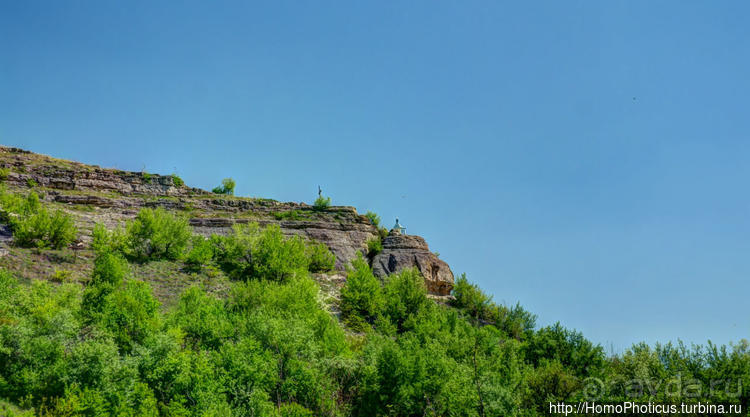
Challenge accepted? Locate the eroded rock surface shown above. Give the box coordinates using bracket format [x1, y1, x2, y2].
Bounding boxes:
[0, 145, 453, 292]
[372, 234, 454, 296]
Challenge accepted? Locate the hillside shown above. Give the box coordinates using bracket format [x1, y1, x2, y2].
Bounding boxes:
[0, 146, 747, 417]
[0, 145, 453, 305]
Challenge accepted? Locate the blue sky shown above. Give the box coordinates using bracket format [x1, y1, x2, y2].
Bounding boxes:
[2, 1, 748, 351]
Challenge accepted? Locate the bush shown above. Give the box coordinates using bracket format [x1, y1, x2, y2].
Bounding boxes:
[0, 168, 9, 182]
[340, 253, 383, 331]
[364, 211, 380, 227]
[213, 223, 309, 282]
[125, 208, 191, 261]
[91, 223, 126, 256]
[313, 195, 331, 210]
[451, 273, 493, 320]
[185, 235, 214, 271]
[100, 280, 160, 353]
[91, 252, 130, 287]
[366, 237, 382, 257]
[451, 274, 537, 339]
[382, 268, 429, 332]
[4, 190, 77, 250]
[170, 174, 184, 187]
[51, 269, 72, 283]
[212, 178, 236, 195]
[306, 242, 336, 272]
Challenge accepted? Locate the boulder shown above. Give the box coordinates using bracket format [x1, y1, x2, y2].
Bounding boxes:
[371, 234, 454, 296]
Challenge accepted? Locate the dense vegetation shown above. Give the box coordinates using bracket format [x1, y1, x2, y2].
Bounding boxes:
[0, 187, 77, 249]
[0, 201, 748, 416]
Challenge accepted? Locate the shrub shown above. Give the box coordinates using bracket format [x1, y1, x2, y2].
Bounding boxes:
[101, 280, 160, 352]
[25, 178, 37, 188]
[141, 172, 153, 183]
[213, 223, 309, 282]
[306, 242, 336, 272]
[340, 253, 383, 331]
[451, 274, 536, 339]
[125, 208, 191, 261]
[12, 207, 77, 250]
[364, 211, 381, 227]
[170, 174, 184, 187]
[0, 168, 9, 182]
[51, 269, 72, 283]
[212, 178, 236, 195]
[366, 237, 382, 257]
[91, 252, 130, 287]
[382, 268, 429, 332]
[451, 273, 493, 320]
[252, 224, 308, 281]
[313, 195, 331, 211]
[91, 223, 126, 256]
[185, 235, 214, 271]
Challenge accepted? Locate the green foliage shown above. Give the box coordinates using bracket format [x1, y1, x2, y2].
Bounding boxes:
[125, 207, 191, 261]
[364, 211, 380, 227]
[0, 209, 747, 416]
[91, 223, 126, 256]
[142, 172, 153, 183]
[306, 242, 336, 272]
[366, 237, 382, 257]
[51, 269, 72, 283]
[13, 208, 77, 249]
[212, 177, 236, 195]
[523, 322, 604, 378]
[170, 174, 184, 187]
[313, 195, 331, 210]
[184, 235, 214, 271]
[100, 280, 160, 353]
[0, 189, 77, 249]
[452, 274, 536, 340]
[382, 268, 430, 333]
[25, 178, 37, 188]
[340, 253, 383, 331]
[0, 167, 9, 182]
[273, 209, 312, 221]
[212, 223, 327, 282]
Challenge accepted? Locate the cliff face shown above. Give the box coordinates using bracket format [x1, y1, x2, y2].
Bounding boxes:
[0, 146, 454, 295]
[372, 234, 454, 296]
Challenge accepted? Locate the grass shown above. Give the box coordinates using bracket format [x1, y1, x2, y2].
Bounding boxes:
[131, 259, 231, 309]
[0, 246, 94, 285]
[272, 210, 315, 221]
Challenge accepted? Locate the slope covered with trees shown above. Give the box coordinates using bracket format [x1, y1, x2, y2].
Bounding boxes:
[0, 151, 748, 416]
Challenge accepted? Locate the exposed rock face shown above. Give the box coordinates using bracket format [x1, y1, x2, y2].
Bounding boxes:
[0, 145, 454, 293]
[372, 234, 454, 296]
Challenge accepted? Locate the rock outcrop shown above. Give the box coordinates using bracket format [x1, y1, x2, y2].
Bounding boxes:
[0, 145, 454, 294]
[372, 233, 454, 296]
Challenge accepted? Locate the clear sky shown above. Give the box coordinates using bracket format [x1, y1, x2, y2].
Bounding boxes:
[2, 1, 748, 352]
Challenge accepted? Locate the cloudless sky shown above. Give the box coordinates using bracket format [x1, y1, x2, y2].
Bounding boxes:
[2, 1, 749, 351]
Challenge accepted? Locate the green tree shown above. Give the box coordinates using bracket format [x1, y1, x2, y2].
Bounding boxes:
[125, 207, 191, 261]
[340, 253, 383, 331]
[382, 268, 429, 333]
[212, 178, 236, 195]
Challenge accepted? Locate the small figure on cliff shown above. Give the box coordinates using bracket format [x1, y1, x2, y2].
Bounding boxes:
[391, 218, 406, 235]
[318, 185, 322, 197]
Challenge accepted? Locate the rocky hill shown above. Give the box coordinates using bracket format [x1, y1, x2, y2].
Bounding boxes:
[0, 145, 453, 301]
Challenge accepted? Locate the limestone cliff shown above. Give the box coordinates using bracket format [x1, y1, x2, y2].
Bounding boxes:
[372, 233, 454, 296]
[0, 146, 454, 295]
